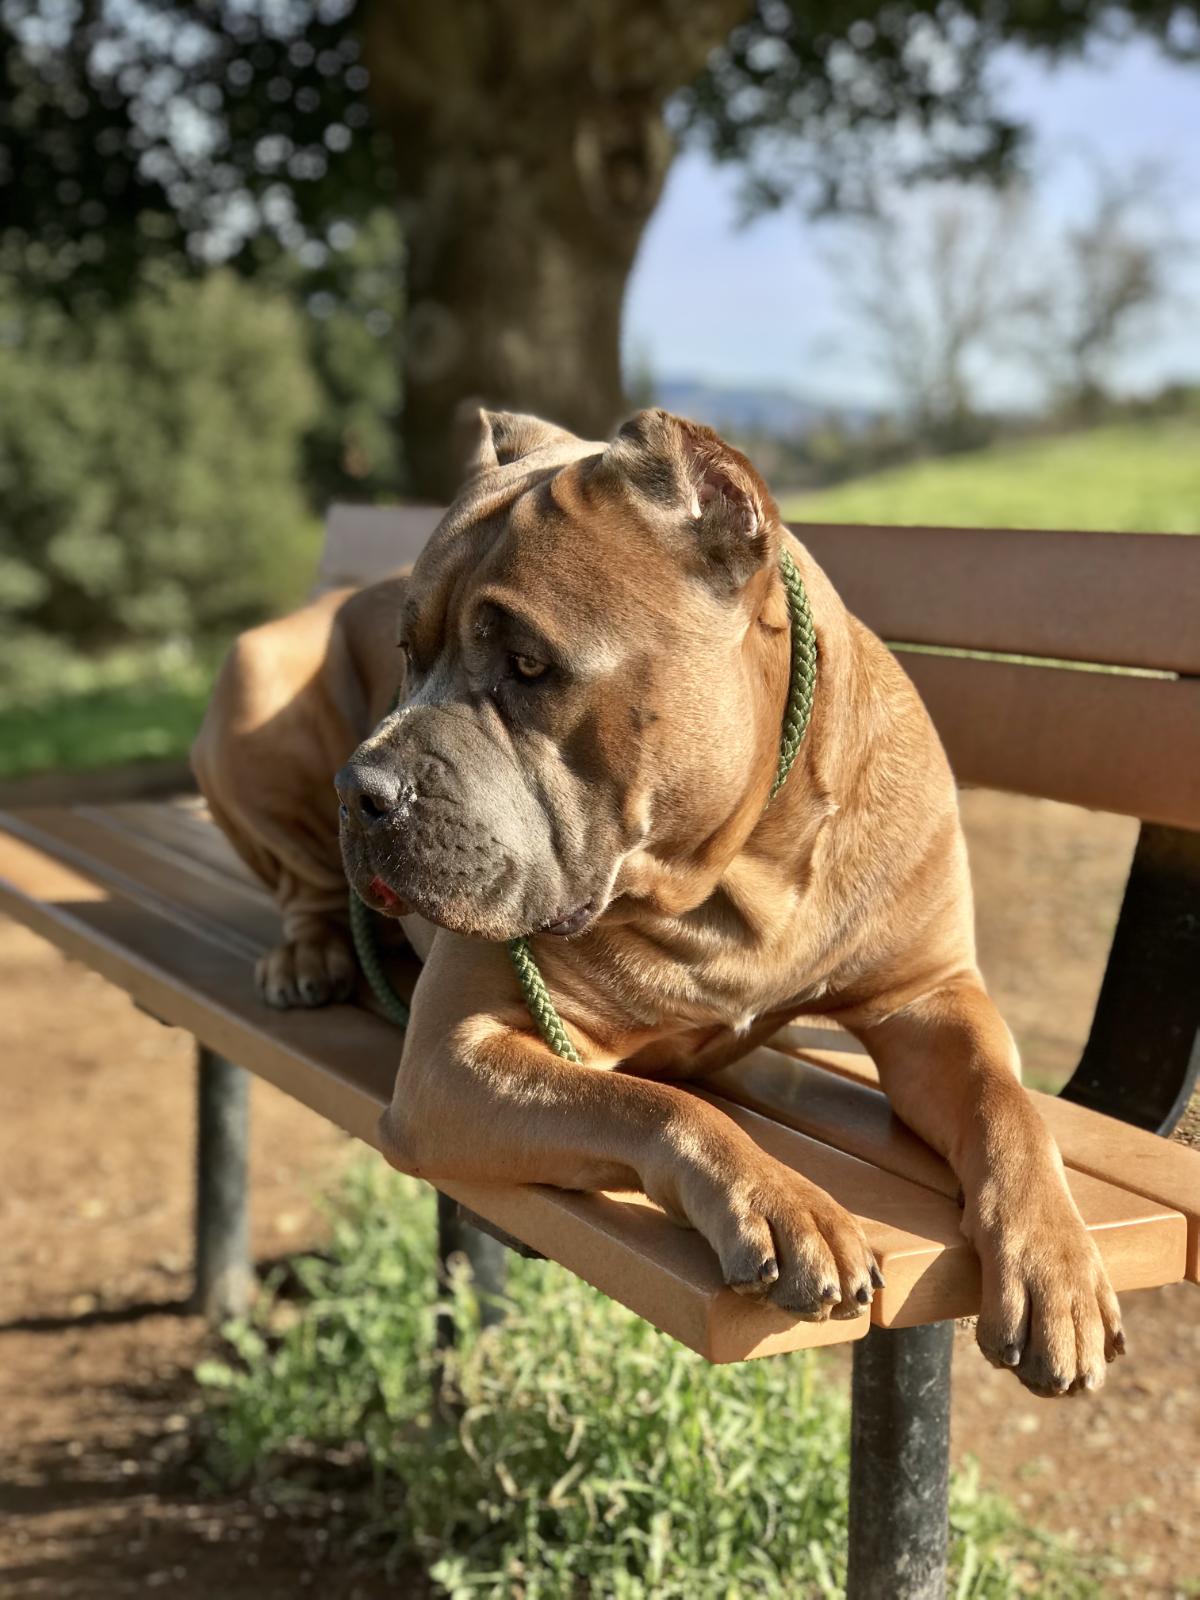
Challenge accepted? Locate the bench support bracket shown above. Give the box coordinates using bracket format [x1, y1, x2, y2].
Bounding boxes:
[194, 1047, 252, 1323]
[1061, 822, 1200, 1134]
[847, 1320, 953, 1600]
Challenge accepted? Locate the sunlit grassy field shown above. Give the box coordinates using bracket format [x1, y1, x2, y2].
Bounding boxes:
[781, 420, 1200, 533]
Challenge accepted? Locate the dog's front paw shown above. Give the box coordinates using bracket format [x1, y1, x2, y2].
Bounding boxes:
[693, 1158, 883, 1323]
[973, 1201, 1124, 1397]
[255, 924, 356, 1009]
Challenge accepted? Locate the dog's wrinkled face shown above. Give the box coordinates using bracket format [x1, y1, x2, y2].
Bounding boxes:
[336, 407, 791, 941]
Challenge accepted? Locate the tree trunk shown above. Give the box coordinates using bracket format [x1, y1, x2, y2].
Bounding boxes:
[361, 1, 751, 501]
[394, 128, 658, 499]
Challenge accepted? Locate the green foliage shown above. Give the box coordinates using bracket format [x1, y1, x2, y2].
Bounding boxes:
[781, 421, 1200, 533]
[6, 0, 1196, 307]
[0, 640, 218, 778]
[198, 1162, 1107, 1598]
[0, 0, 393, 308]
[0, 271, 321, 653]
[681, 0, 1200, 217]
[278, 208, 405, 506]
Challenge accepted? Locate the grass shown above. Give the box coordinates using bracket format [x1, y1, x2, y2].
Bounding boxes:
[781, 419, 1200, 533]
[196, 1162, 1112, 1599]
[0, 640, 220, 780]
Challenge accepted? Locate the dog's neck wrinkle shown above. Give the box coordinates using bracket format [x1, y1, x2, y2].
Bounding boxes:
[627, 551, 852, 942]
[605, 561, 827, 932]
[666, 558, 796, 887]
[606, 719, 825, 945]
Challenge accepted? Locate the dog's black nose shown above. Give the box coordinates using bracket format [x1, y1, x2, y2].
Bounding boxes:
[335, 762, 403, 824]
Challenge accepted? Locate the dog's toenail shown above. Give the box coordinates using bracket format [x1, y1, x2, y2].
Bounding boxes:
[869, 1264, 886, 1289]
[759, 1257, 778, 1282]
[821, 1283, 839, 1302]
[1051, 1374, 1069, 1392]
[856, 1285, 871, 1304]
[1002, 1344, 1021, 1367]
[1114, 1330, 1126, 1355]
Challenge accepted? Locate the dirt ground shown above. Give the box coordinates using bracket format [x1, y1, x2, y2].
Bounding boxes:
[1, 789, 1197, 1597]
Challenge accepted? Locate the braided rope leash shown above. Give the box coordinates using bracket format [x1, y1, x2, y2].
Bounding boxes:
[771, 547, 818, 802]
[351, 548, 818, 1058]
[349, 880, 412, 1029]
[507, 935, 584, 1063]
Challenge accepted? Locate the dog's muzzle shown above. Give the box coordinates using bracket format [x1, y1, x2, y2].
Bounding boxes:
[335, 753, 513, 925]
[336, 760, 413, 830]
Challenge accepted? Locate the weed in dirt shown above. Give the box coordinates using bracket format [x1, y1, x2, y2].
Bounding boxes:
[196, 1162, 1113, 1599]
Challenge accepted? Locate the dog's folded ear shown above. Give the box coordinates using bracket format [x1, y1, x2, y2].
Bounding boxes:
[457, 404, 584, 477]
[604, 409, 778, 591]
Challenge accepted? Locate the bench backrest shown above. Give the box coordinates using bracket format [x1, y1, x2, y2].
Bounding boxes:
[321, 505, 1200, 831]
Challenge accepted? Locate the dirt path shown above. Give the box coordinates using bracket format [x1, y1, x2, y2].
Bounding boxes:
[1, 792, 1196, 1596]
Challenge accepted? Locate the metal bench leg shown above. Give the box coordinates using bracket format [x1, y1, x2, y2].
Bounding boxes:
[194, 1046, 252, 1323]
[434, 1192, 509, 1350]
[432, 1194, 510, 1416]
[847, 1321, 954, 1600]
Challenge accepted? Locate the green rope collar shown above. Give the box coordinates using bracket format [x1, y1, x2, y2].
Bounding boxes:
[350, 547, 817, 1057]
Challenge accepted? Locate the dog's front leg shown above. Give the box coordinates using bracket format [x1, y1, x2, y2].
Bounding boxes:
[193, 582, 408, 1009]
[379, 934, 882, 1322]
[849, 977, 1123, 1395]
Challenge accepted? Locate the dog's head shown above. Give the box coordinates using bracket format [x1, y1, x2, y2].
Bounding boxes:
[336, 407, 793, 940]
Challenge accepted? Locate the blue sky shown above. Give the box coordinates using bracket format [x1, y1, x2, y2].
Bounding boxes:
[622, 38, 1200, 406]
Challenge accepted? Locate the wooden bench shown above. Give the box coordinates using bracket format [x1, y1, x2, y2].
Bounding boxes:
[2, 505, 1197, 1600]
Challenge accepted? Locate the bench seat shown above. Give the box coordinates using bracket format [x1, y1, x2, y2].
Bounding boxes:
[2, 796, 1195, 1362]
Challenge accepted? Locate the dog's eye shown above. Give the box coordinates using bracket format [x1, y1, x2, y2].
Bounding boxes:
[509, 653, 548, 682]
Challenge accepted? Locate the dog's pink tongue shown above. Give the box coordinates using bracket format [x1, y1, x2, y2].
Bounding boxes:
[369, 875, 404, 911]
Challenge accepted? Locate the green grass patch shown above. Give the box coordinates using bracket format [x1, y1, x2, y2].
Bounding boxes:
[782, 420, 1200, 533]
[0, 640, 221, 779]
[197, 1163, 1112, 1598]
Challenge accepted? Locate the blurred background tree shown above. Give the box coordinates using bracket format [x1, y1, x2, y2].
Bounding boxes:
[3, 0, 1196, 498]
[824, 189, 1037, 451]
[819, 172, 1182, 449]
[1021, 164, 1184, 420]
[0, 271, 317, 669]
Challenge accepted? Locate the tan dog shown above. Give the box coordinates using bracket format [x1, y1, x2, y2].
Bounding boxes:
[193, 408, 1123, 1395]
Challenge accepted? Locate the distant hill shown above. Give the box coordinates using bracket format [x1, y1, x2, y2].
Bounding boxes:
[652, 377, 876, 439]
[779, 420, 1199, 533]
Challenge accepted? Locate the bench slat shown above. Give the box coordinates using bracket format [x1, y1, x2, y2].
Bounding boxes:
[707, 1051, 1188, 1306]
[2, 802, 423, 1021]
[316, 504, 443, 595]
[2, 810, 1190, 1349]
[2, 806, 278, 962]
[109, 796, 266, 889]
[311, 507, 1200, 677]
[900, 653, 1200, 829]
[300, 506, 1200, 826]
[770, 1033, 1200, 1282]
[792, 523, 1200, 676]
[0, 830, 987, 1335]
[0, 826, 868, 1361]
